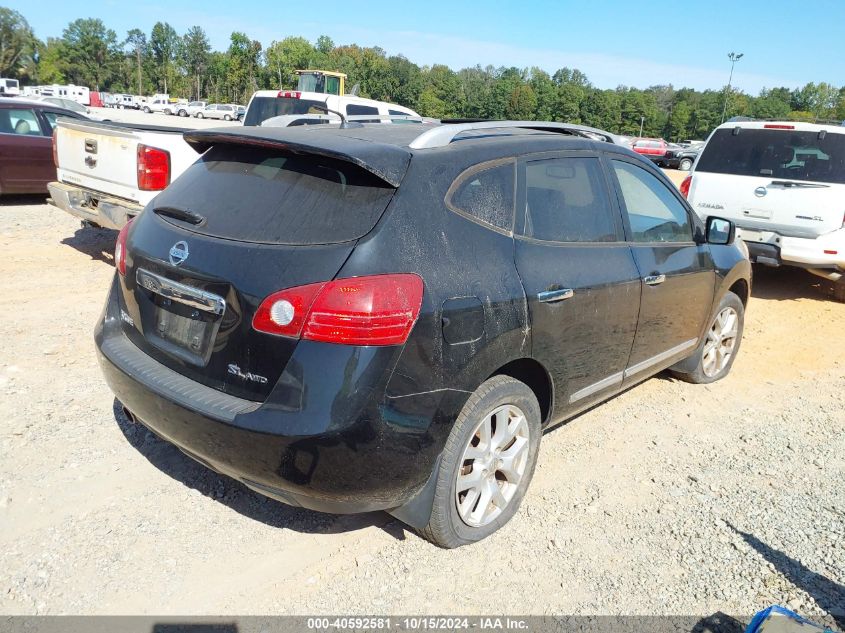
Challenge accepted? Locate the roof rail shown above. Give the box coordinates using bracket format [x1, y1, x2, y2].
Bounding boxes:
[261, 113, 434, 128]
[408, 120, 621, 149]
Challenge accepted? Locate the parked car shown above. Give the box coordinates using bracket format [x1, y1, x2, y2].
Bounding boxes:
[235, 105, 246, 122]
[631, 138, 680, 168]
[0, 97, 91, 195]
[106, 94, 138, 109]
[243, 89, 419, 126]
[177, 101, 206, 117]
[96, 120, 751, 548]
[677, 145, 702, 171]
[144, 96, 175, 115]
[196, 103, 239, 120]
[684, 119, 845, 301]
[29, 95, 89, 115]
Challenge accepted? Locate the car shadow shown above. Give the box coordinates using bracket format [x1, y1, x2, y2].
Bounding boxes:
[751, 265, 840, 303]
[0, 193, 50, 207]
[60, 224, 117, 266]
[112, 400, 406, 540]
[726, 522, 844, 629]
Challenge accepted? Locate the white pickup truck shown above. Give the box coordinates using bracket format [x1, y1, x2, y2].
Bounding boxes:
[48, 120, 199, 230]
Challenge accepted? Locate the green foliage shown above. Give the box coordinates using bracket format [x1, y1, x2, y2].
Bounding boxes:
[7, 8, 844, 138]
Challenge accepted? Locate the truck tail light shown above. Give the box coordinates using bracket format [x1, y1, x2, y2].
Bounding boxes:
[137, 144, 170, 191]
[680, 175, 692, 198]
[253, 274, 424, 346]
[764, 124, 795, 130]
[277, 91, 301, 99]
[115, 218, 134, 276]
[52, 128, 59, 168]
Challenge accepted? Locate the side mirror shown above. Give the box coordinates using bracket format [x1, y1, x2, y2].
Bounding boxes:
[706, 216, 735, 245]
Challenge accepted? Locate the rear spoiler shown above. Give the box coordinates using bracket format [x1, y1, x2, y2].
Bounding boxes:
[183, 128, 411, 187]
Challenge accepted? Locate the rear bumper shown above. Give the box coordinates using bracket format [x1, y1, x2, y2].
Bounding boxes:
[48, 181, 142, 230]
[738, 226, 845, 270]
[95, 277, 459, 514]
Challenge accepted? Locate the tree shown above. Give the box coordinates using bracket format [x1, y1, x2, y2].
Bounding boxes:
[181, 26, 210, 99]
[62, 18, 119, 90]
[227, 31, 262, 102]
[150, 22, 178, 93]
[0, 7, 35, 77]
[316, 35, 334, 54]
[265, 36, 314, 89]
[125, 29, 146, 96]
[506, 83, 536, 120]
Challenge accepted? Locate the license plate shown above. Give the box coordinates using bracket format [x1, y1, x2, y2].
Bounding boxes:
[742, 207, 773, 220]
[152, 301, 218, 363]
[738, 228, 765, 242]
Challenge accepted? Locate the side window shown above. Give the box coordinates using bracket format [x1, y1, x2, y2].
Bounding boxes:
[611, 160, 693, 243]
[446, 160, 515, 232]
[42, 111, 80, 131]
[1, 109, 43, 136]
[523, 157, 617, 243]
[346, 104, 379, 116]
[388, 108, 415, 124]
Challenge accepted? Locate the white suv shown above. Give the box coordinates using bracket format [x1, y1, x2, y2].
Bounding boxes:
[684, 120, 845, 300]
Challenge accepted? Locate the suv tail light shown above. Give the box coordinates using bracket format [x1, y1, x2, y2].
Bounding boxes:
[253, 274, 424, 346]
[115, 218, 133, 276]
[137, 144, 170, 191]
[680, 175, 692, 198]
[52, 128, 58, 168]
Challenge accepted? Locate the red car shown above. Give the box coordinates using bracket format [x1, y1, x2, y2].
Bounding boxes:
[0, 97, 90, 195]
[631, 137, 681, 168]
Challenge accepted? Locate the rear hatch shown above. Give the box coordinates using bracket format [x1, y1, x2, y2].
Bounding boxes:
[55, 119, 184, 203]
[689, 125, 845, 238]
[119, 139, 405, 401]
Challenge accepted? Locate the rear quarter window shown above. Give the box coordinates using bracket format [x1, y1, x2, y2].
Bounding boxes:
[243, 97, 327, 126]
[152, 145, 396, 245]
[446, 160, 516, 233]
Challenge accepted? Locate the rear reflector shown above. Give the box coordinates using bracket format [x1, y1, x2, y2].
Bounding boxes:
[764, 124, 795, 130]
[115, 218, 134, 276]
[824, 250, 838, 255]
[680, 175, 692, 198]
[253, 274, 424, 346]
[137, 144, 170, 191]
[277, 90, 302, 99]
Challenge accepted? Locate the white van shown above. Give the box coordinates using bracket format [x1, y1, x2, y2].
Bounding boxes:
[684, 120, 845, 300]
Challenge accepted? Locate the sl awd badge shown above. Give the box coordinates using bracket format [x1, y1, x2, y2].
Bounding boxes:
[169, 241, 189, 266]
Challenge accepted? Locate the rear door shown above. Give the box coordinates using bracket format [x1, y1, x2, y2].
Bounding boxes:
[513, 152, 640, 417]
[119, 142, 402, 401]
[0, 106, 52, 192]
[607, 157, 714, 381]
[689, 126, 845, 238]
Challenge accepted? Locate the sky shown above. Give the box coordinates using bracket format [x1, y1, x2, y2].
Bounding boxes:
[8, 0, 845, 93]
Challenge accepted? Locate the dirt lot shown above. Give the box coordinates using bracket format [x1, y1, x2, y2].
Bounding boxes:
[0, 196, 843, 621]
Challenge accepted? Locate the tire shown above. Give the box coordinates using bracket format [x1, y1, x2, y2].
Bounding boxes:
[143, 106, 151, 113]
[178, 109, 186, 117]
[223, 114, 231, 121]
[831, 280, 845, 303]
[679, 158, 693, 171]
[196, 112, 203, 119]
[416, 375, 542, 549]
[671, 291, 744, 384]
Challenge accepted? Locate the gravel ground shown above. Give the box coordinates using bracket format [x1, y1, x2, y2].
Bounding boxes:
[0, 196, 842, 623]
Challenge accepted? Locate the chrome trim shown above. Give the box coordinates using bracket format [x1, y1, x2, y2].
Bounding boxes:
[624, 338, 697, 379]
[136, 268, 226, 316]
[644, 274, 666, 286]
[568, 371, 623, 404]
[538, 288, 574, 303]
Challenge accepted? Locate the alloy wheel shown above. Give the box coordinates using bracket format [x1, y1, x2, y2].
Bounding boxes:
[455, 404, 530, 527]
[702, 307, 739, 377]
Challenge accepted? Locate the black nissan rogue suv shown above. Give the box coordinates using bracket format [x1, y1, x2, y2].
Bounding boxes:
[96, 120, 751, 548]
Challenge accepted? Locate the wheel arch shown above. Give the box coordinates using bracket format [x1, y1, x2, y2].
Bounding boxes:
[487, 357, 553, 426]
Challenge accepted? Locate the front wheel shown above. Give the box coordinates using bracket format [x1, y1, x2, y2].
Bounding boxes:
[671, 291, 744, 384]
[143, 106, 151, 113]
[223, 114, 231, 121]
[417, 375, 542, 548]
[196, 112, 204, 119]
[679, 158, 693, 171]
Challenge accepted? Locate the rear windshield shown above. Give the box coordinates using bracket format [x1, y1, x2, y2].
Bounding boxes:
[697, 128, 845, 184]
[243, 96, 327, 126]
[152, 145, 395, 245]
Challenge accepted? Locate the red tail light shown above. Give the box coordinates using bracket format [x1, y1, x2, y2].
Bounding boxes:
[137, 144, 170, 191]
[253, 274, 424, 346]
[52, 128, 58, 168]
[680, 175, 692, 198]
[764, 124, 794, 130]
[115, 218, 133, 276]
[277, 91, 302, 99]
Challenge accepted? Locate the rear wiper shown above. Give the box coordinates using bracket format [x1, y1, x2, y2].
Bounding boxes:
[154, 205, 205, 225]
[770, 180, 830, 189]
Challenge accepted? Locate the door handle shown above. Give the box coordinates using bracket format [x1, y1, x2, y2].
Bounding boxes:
[538, 288, 574, 303]
[644, 274, 666, 286]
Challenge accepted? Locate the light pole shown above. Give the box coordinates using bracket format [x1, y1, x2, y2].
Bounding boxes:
[639, 116, 644, 137]
[721, 52, 744, 123]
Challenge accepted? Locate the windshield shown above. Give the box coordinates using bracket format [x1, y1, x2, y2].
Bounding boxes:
[152, 145, 396, 245]
[243, 96, 327, 126]
[697, 128, 845, 184]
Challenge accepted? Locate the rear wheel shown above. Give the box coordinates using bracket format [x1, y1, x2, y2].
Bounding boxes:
[671, 291, 744, 384]
[832, 280, 845, 303]
[223, 114, 231, 121]
[417, 375, 541, 549]
[196, 112, 204, 119]
[679, 158, 693, 171]
[143, 106, 151, 113]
